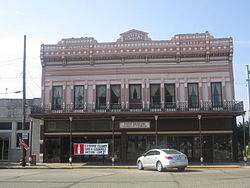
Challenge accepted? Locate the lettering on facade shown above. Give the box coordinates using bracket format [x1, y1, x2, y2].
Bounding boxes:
[119, 122, 150, 129]
[123, 32, 145, 42]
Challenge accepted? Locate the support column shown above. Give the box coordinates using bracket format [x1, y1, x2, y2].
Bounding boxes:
[198, 115, 203, 165]
[121, 83, 125, 109]
[184, 83, 188, 106]
[222, 81, 226, 101]
[146, 82, 150, 108]
[84, 84, 88, 109]
[49, 82, 52, 109]
[69, 117, 73, 165]
[93, 83, 96, 109]
[160, 83, 164, 108]
[125, 83, 129, 108]
[207, 82, 211, 101]
[107, 83, 110, 108]
[111, 116, 115, 166]
[176, 82, 180, 103]
[70, 83, 74, 108]
[63, 84, 66, 109]
[141, 81, 145, 108]
[39, 119, 44, 163]
[155, 115, 158, 147]
[199, 82, 203, 104]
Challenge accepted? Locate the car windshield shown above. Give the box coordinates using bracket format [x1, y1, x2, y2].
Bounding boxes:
[162, 149, 182, 154]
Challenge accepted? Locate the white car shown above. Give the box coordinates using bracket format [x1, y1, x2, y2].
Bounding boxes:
[137, 149, 188, 172]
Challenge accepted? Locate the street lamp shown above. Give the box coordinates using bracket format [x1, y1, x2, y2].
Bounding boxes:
[198, 115, 203, 165]
[69, 117, 73, 165]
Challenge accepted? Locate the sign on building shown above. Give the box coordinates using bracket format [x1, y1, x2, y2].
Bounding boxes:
[74, 143, 109, 155]
[22, 132, 29, 140]
[119, 122, 150, 129]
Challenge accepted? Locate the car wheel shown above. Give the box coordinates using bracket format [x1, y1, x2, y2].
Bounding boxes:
[178, 167, 185, 172]
[137, 161, 144, 170]
[156, 161, 164, 172]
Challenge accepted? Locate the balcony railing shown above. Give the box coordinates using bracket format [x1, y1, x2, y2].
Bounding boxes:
[31, 101, 244, 114]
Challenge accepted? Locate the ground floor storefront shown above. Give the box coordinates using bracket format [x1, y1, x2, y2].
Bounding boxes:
[44, 134, 234, 164]
[37, 114, 240, 164]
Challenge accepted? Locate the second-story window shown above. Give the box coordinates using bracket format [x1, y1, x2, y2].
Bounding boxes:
[74, 86, 84, 109]
[129, 84, 141, 102]
[52, 86, 62, 110]
[188, 83, 199, 108]
[17, 122, 30, 130]
[211, 82, 222, 107]
[96, 85, 106, 108]
[165, 84, 176, 107]
[110, 85, 121, 108]
[150, 84, 160, 107]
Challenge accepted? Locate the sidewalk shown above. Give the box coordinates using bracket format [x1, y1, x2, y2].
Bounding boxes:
[0, 161, 249, 169]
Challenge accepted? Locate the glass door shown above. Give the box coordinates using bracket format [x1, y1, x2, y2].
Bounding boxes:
[0, 138, 9, 161]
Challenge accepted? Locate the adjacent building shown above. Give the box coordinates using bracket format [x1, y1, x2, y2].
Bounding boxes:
[31, 29, 244, 164]
[0, 98, 40, 162]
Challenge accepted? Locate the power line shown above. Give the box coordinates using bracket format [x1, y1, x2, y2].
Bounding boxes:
[0, 61, 22, 67]
[0, 57, 22, 64]
[27, 70, 41, 89]
[27, 84, 35, 98]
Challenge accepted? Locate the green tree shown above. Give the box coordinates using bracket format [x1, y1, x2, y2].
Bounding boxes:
[237, 121, 250, 158]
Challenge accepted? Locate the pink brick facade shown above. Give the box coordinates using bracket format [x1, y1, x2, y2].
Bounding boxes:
[32, 30, 244, 164]
[40, 30, 234, 107]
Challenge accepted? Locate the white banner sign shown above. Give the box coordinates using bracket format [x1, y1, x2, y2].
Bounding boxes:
[74, 143, 109, 155]
[119, 122, 150, 129]
[22, 132, 29, 140]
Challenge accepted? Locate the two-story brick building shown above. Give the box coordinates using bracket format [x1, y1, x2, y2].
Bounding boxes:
[31, 29, 244, 164]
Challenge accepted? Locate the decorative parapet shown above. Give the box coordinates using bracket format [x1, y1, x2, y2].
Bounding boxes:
[40, 29, 232, 63]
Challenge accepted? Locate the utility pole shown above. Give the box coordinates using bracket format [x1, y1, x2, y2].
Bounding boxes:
[246, 65, 250, 145]
[21, 35, 26, 167]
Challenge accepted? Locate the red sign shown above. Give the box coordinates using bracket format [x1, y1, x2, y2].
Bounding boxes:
[74, 143, 84, 155]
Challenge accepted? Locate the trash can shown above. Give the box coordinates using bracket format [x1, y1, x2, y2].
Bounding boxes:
[29, 155, 36, 165]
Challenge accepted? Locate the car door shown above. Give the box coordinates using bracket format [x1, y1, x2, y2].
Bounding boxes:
[151, 151, 160, 168]
[142, 151, 155, 168]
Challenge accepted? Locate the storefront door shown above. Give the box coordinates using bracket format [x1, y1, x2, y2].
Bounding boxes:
[203, 136, 213, 163]
[0, 138, 9, 161]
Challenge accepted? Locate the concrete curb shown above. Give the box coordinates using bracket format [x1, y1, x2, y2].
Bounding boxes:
[0, 165, 249, 169]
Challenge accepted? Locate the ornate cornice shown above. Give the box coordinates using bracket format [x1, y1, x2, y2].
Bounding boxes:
[41, 30, 232, 65]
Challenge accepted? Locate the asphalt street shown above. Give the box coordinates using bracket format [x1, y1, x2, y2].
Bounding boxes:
[0, 168, 250, 188]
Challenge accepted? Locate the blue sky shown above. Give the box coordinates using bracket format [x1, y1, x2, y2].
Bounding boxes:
[0, 0, 250, 111]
